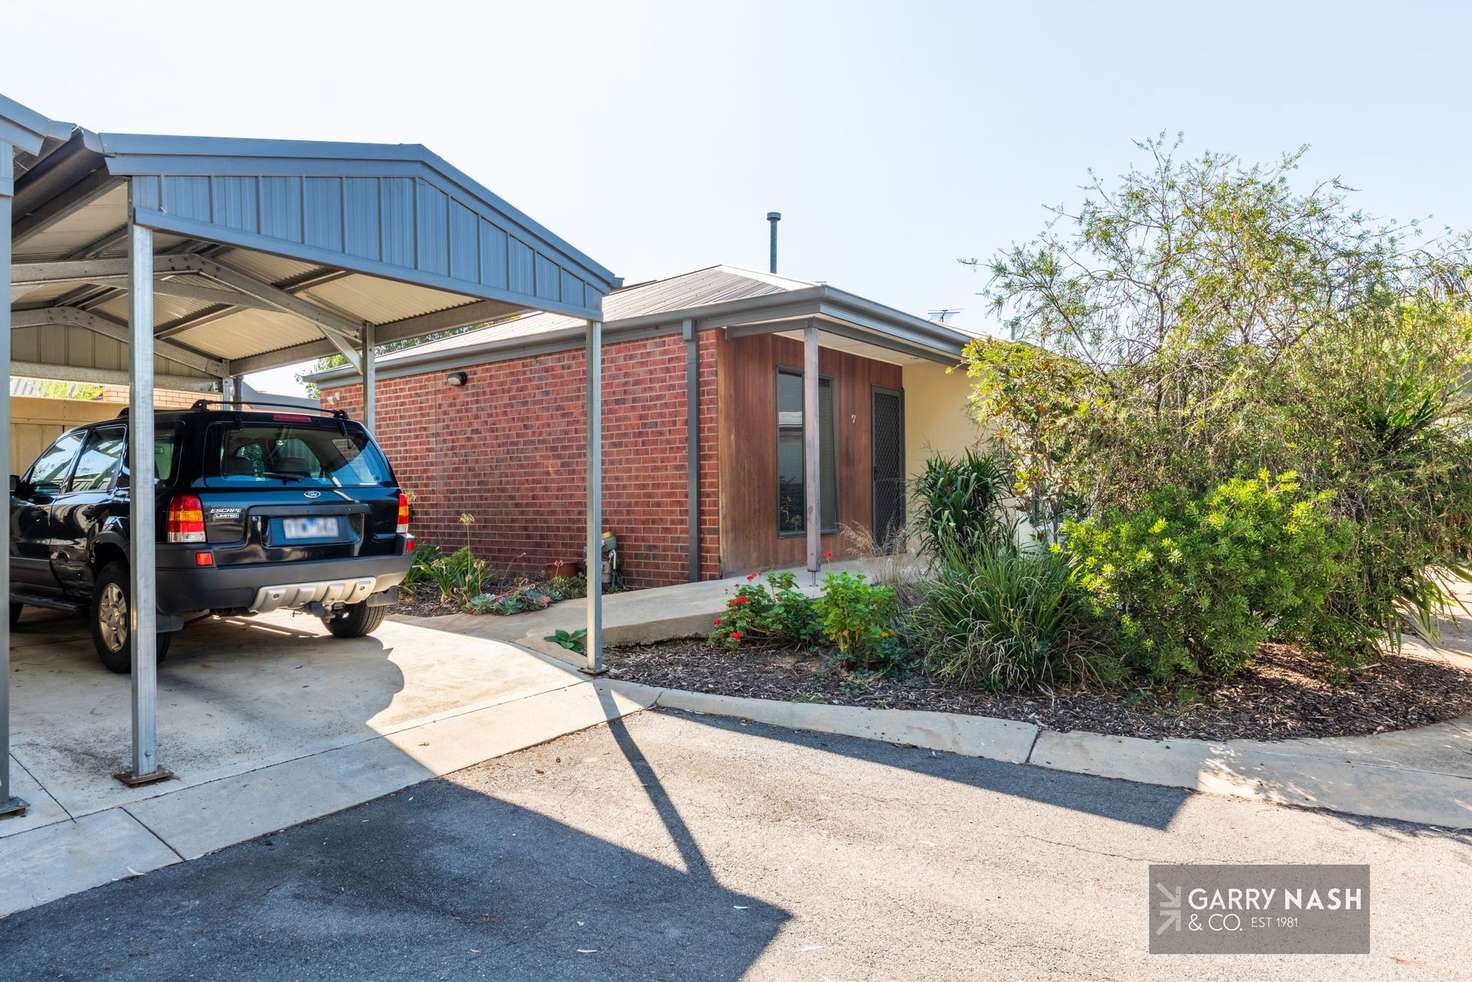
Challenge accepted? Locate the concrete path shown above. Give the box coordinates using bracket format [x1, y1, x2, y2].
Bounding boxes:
[394, 557, 891, 647]
[3, 710, 1467, 980]
[0, 611, 651, 917]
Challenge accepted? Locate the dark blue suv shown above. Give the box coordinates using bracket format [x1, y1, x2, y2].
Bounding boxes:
[9, 402, 413, 672]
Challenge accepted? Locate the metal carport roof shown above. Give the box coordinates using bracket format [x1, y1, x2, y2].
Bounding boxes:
[2, 92, 618, 814]
[10, 123, 618, 383]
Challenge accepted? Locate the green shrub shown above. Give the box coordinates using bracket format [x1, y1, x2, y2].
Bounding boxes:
[545, 575, 587, 602]
[424, 547, 490, 607]
[467, 574, 588, 617]
[709, 571, 817, 650]
[1292, 315, 1472, 655]
[906, 540, 1109, 690]
[1063, 472, 1349, 680]
[544, 628, 587, 653]
[402, 542, 443, 594]
[910, 448, 1013, 556]
[813, 571, 898, 665]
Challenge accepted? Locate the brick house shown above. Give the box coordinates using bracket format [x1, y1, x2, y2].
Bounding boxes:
[309, 265, 978, 588]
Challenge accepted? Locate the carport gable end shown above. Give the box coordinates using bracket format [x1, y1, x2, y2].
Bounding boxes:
[97, 133, 615, 321]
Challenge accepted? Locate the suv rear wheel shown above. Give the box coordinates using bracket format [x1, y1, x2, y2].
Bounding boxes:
[92, 562, 172, 674]
[322, 600, 386, 639]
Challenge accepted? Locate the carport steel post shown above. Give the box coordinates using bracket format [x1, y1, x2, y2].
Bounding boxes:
[0, 136, 24, 816]
[122, 209, 167, 785]
[584, 319, 604, 674]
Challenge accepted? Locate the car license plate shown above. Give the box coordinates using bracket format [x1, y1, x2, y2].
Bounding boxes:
[281, 517, 338, 540]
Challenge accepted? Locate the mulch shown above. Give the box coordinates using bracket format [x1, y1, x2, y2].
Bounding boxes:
[393, 594, 462, 618]
[606, 638, 1472, 742]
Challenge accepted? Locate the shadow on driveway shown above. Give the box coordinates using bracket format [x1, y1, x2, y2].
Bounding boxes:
[0, 689, 788, 981]
[0, 773, 788, 981]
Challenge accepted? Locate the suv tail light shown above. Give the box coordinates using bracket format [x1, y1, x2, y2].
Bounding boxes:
[167, 494, 206, 544]
[396, 492, 410, 535]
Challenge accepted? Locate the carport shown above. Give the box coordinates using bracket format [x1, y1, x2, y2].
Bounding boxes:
[1, 92, 617, 816]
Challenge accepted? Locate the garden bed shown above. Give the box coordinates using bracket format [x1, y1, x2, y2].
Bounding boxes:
[394, 593, 464, 617]
[606, 638, 1472, 742]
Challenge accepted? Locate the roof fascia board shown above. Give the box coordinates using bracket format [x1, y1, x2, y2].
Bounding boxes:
[0, 95, 73, 156]
[97, 134, 616, 289]
[818, 286, 970, 354]
[814, 299, 963, 360]
[772, 318, 960, 366]
[132, 208, 605, 321]
[307, 277, 967, 384]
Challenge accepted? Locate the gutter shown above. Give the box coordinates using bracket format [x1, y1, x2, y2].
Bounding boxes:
[308, 284, 972, 389]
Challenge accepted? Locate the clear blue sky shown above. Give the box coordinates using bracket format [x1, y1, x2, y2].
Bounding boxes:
[6, 0, 1470, 393]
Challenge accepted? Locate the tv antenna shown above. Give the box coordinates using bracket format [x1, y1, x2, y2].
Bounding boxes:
[928, 308, 961, 324]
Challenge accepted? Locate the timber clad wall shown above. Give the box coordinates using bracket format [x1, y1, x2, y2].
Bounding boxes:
[325, 333, 708, 588]
[696, 330, 721, 579]
[716, 334, 903, 573]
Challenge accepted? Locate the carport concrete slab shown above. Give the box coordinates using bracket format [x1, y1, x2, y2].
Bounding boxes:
[0, 609, 663, 915]
[7, 608, 581, 818]
[0, 808, 179, 916]
[126, 680, 657, 860]
[0, 756, 70, 839]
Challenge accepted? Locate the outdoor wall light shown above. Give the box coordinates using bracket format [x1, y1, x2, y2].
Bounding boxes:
[446, 372, 468, 387]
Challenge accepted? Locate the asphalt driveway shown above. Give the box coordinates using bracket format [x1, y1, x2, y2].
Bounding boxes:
[2, 708, 1469, 980]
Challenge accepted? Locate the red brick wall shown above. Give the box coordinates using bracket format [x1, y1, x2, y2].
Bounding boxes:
[324, 331, 715, 588]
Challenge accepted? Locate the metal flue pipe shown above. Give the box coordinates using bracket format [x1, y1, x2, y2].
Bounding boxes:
[766, 211, 781, 274]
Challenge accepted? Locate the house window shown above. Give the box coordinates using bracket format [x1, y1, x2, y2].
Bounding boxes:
[776, 368, 837, 535]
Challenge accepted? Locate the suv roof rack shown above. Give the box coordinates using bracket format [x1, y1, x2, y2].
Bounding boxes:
[189, 399, 348, 420]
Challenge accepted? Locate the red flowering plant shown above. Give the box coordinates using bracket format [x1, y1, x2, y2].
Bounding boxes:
[708, 570, 818, 650]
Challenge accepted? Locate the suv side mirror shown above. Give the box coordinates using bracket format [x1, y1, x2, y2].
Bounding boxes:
[8, 475, 16, 494]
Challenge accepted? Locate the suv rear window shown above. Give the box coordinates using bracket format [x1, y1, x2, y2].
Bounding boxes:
[202, 420, 393, 488]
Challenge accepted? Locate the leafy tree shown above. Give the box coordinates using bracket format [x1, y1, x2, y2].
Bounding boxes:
[962, 135, 1472, 659]
[295, 324, 484, 395]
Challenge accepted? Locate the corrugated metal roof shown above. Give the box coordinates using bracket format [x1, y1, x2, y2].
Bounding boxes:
[378, 265, 810, 362]
[299, 274, 470, 327]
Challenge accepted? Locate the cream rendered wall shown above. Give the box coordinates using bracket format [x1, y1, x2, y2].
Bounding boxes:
[9, 397, 117, 474]
[901, 360, 981, 480]
[8, 387, 204, 473]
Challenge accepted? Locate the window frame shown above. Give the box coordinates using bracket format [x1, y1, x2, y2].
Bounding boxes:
[199, 419, 392, 489]
[22, 428, 87, 497]
[114, 421, 185, 491]
[67, 424, 127, 494]
[774, 365, 839, 538]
